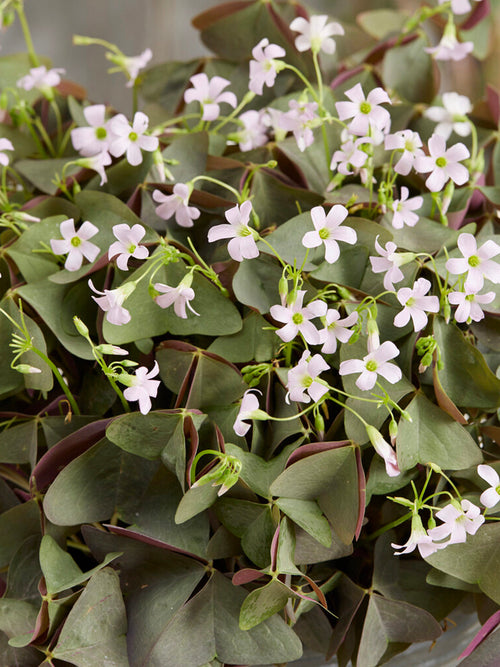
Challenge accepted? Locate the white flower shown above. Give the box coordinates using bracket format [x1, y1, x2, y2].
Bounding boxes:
[17, 65, 65, 91]
[71, 104, 115, 157]
[330, 134, 370, 175]
[123, 48, 152, 87]
[154, 279, 199, 319]
[477, 464, 500, 508]
[424, 92, 472, 140]
[108, 111, 159, 166]
[369, 237, 410, 291]
[392, 514, 439, 558]
[236, 110, 268, 151]
[75, 151, 112, 186]
[207, 200, 259, 262]
[390, 187, 423, 229]
[270, 290, 327, 345]
[319, 309, 358, 354]
[445, 233, 500, 292]
[366, 425, 400, 477]
[394, 278, 440, 332]
[122, 361, 161, 415]
[286, 351, 330, 404]
[339, 340, 402, 391]
[448, 288, 495, 323]
[233, 389, 264, 436]
[153, 184, 200, 228]
[108, 223, 148, 270]
[0, 137, 14, 166]
[336, 83, 391, 137]
[426, 33, 473, 61]
[184, 73, 237, 122]
[384, 130, 424, 176]
[249, 39, 286, 95]
[279, 100, 318, 151]
[88, 279, 132, 326]
[289, 15, 344, 55]
[50, 218, 100, 271]
[428, 499, 484, 546]
[414, 134, 470, 193]
[302, 204, 356, 263]
[438, 0, 483, 15]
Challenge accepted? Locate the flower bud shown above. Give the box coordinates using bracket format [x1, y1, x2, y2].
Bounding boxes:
[15, 364, 42, 374]
[94, 344, 129, 356]
[73, 316, 89, 337]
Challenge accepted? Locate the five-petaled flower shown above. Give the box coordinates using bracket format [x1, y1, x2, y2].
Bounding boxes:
[445, 233, 500, 292]
[394, 278, 440, 332]
[330, 134, 370, 175]
[289, 14, 344, 54]
[427, 499, 484, 547]
[286, 351, 330, 403]
[153, 183, 200, 228]
[448, 288, 495, 323]
[108, 223, 148, 270]
[207, 200, 259, 262]
[17, 65, 65, 91]
[270, 290, 327, 345]
[71, 104, 115, 157]
[369, 237, 412, 291]
[302, 204, 356, 263]
[384, 130, 424, 176]
[319, 309, 358, 354]
[336, 83, 391, 137]
[184, 73, 237, 122]
[424, 92, 472, 140]
[154, 277, 199, 319]
[414, 134, 469, 192]
[339, 340, 402, 391]
[390, 187, 423, 229]
[122, 361, 161, 415]
[425, 31, 473, 62]
[50, 218, 100, 271]
[236, 110, 269, 151]
[88, 279, 133, 326]
[108, 111, 159, 166]
[249, 38, 286, 95]
[391, 514, 439, 558]
[123, 48, 153, 87]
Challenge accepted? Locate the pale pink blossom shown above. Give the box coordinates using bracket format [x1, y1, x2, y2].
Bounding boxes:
[339, 340, 402, 391]
[438, 0, 482, 15]
[123, 361, 161, 415]
[392, 514, 439, 558]
[394, 278, 440, 331]
[286, 351, 330, 404]
[71, 104, 115, 157]
[477, 464, 500, 509]
[207, 200, 259, 262]
[289, 15, 344, 55]
[414, 134, 469, 192]
[448, 288, 495, 323]
[426, 33, 473, 61]
[50, 218, 100, 271]
[302, 204, 356, 263]
[424, 93, 472, 140]
[233, 389, 263, 436]
[336, 83, 391, 137]
[0, 138, 14, 166]
[270, 290, 327, 345]
[75, 151, 112, 186]
[319, 309, 358, 354]
[108, 111, 159, 166]
[108, 223, 148, 270]
[279, 100, 319, 151]
[391, 187, 423, 229]
[249, 39, 286, 95]
[153, 184, 200, 228]
[123, 48, 152, 87]
[184, 73, 237, 122]
[154, 280, 199, 319]
[88, 279, 132, 326]
[445, 233, 500, 292]
[369, 237, 410, 291]
[428, 499, 484, 546]
[384, 130, 424, 175]
[330, 135, 370, 175]
[237, 110, 268, 151]
[366, 425, 400, 478]
[17, 65, 65, 91]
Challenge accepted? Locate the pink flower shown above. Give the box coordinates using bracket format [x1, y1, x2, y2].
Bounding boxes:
[154, 279, 199, 319]
[286, 351, 330, 403]
[75, 151, 112, 186]
[153, 184, 200, 228]
[17, 65, 65, 91]
[233, 389, 264, 436]
[289, 15, 344, 54]
[339, 340, 402, 391]
[438, 0, 482, 15]
[392, 514, 439, 558]
[445, 233, 500, 292]
[426, 33, 473, 61]
[108, 111, 159, 166]
[249, 39, 286, 95]
[71, 104, 115, 157]
[390, 187, 423, 229]
[279, 100, 318, 152]
[123, 48, 152, 87]
[123, 361, 161, 415]
[108, 223, 148, 270]
[428, 500, 484, 546]
[414, 134, 469, 192]
[302, 205, 356, 264]
[88, 279, 132, 326]
[336, 83, 391, 137]
[384, 130, 424, 176]
[424, 93, 472, 141]
[207, 200, 259, 262]
[330, 134, 370, 175]
[477, 464, 500, 509]
[237, 110, 268, 151]
[366, 424, 400, 477]
[448, 288, 495, 323]
[394, 278, 440, 332]
[369, 237, 409, 291]
[319, 309, 358, 354]
[50, 218, 100, 271]
[0, 138, 14, 166]
[184, 73, 237, 122]
[270, 290, 327, 345]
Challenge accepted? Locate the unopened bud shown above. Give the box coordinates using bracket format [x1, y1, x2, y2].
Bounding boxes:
[314, 412, 325, 435]
[73, 316, 89, 337]
[427, 515, 436, 530]
[94, 344, 128, 356]
[15, 364, 42, 374]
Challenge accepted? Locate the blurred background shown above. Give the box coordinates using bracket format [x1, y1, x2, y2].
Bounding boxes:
[1, 0, 499, 112]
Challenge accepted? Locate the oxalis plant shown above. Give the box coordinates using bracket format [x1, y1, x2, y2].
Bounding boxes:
[0, 0, 500, 665]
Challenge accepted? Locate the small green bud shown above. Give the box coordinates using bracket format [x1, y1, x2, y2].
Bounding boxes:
[427, 515, 436, 530]
[15, 364, 42, 374]
[314, 412, 325, 435]
[389, 418, 398, 439]
[73, 316, 89, 337]
[94, 344, 128, 356]
[0, 92, 8, 110]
